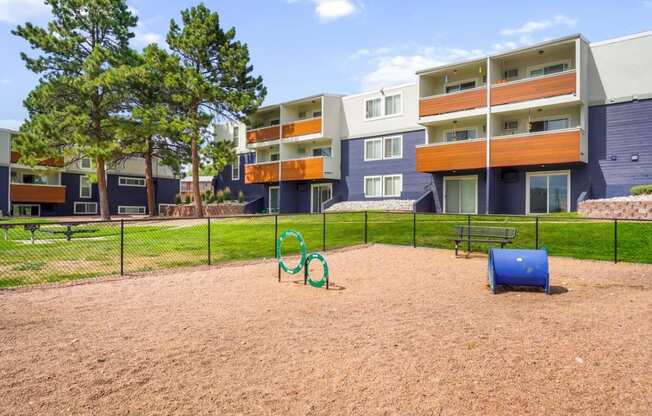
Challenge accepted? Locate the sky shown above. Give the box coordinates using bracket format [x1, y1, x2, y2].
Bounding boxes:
[0, 0, 651, 130]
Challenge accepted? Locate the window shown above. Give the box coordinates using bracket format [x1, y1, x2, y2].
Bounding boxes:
[80, 157, 93, 169]
[232, 126, 239, 147]
[445, 79, 477, 94]
[311, 183, 332, 213]
[270, 153, 280, 162]
[313, 111, 322, 118]
[364, 136, 403, 161]
[118, 206, 146, 215]
[527, 171, 570, 214]
[12, 204, 40, 217]
[383, 175, 402, 197]
[364, 174, 402, 198]
[298, 111, 307, 119]
[528, 61, 570, 78]
[79, 176, 92, 198]
[232, 157, 240, 180]
[364, 176, 382, 198]
[365, 98, 382, 119]
[119, 177, 146, 187]
[503, 120, 519, 135]
[312, 147, 332, 157]
[529, 117, 570, 133]
[159, 204, 174, 216]
[364, 138, 383, 161]
[270, 119, 280, 126]
[504, 69, 519, 79]
[444, 128, 478, 142]
[384, 94, 401, 116]
[269, 186, 279, 213]
[74, 202, 97, 215]
[21, 173, 48, 185]
[383, 136, 402, 159]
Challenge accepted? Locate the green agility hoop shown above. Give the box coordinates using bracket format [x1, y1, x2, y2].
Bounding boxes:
[276, 229, 307, 275]
[305, 252, 329, 288]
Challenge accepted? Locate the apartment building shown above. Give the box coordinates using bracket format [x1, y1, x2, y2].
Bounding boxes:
[218, 31, 652, 215]
[0, 129, 179, 217]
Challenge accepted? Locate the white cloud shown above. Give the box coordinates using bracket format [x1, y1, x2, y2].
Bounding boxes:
[500, 15, 578, 36]
[0, 119, 22, 130]
[288, 0, 360, 22]
[128, 4, 164, 47]
[0, 79, 10, 85]
[0, 0, 49, 23]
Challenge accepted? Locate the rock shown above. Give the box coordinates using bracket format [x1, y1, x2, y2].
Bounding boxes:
[326, 199, 415, 213]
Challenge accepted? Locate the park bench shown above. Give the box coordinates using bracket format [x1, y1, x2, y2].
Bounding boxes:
[1, 224, 16, 241]
[40, 223, 99, 241]
[450, 225, 517, 256]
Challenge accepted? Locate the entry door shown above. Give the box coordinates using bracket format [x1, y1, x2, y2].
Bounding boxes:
[311, 184, 332, 213]
[444, 177, 477, 214]
[269, 187, 279, 213]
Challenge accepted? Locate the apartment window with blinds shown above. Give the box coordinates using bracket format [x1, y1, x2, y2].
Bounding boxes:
[383, 175, 402, 197]
[365, 98, 382, 119]
[74, 202, 97, 215]
[80, 157, 93, 169]
[383, 136, 402, 159]
[119, 177, 146, 187]
[445, 80, 476, 94]
[270, 153, 280, 162]
[529, 117, 570, 133]
[364, 175, 402, 198]
[79, 176, 92, 198]
[385, 94, 401, 116]
[232, 126, 239, 147]
[231, 157, 240, 180]
[444, 128, 477, 142]
[529, 62, 569, 78]
[364, 176, 382, 198]
[118, 206, 146, 215]
[364, 138, 383, 161]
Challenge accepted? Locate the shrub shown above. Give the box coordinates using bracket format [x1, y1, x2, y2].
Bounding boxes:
[631, 184, 652, 196]
[184, 195, 191, 204]
[175, 195, 182, 204]
[216, 190, 225, 203]
[223, 186, 232, 201]
[205, 190, 213, 201]
[238, 190, 245, 203]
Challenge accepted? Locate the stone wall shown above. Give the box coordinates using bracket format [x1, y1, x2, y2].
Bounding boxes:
[165, 203, 246, 217]
[578, 199, 652, 220]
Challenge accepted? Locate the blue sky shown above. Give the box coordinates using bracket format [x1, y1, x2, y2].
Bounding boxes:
[1, 0, 651, 129]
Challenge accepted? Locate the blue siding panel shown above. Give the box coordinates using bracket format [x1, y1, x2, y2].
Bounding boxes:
[0, 166, 8, 216]
[214, 152, 266, 201]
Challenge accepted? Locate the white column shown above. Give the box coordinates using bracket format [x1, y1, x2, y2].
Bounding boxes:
[485, 57, 492, 214]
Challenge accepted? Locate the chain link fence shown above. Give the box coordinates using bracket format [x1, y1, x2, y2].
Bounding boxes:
[1, 212, 650, 288]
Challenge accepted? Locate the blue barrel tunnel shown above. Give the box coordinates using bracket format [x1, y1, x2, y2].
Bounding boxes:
[488, 248, 550, 295]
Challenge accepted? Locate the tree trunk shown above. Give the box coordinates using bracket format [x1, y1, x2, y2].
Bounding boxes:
[191, 136, 204, 218]
[96, 156, 111, 221]
[144, 137, 157, 217]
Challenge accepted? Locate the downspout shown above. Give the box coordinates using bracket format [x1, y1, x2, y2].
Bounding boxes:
[485, 57, 492, 215]
[278, 106, 283, 214]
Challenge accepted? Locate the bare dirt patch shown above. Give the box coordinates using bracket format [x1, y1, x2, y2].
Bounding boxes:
[0, 245, 651, 415]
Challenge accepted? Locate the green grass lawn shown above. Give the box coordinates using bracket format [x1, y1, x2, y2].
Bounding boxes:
[0, 212, 650, 288]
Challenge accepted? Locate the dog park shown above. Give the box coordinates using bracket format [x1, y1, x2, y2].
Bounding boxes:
[0, 212, 651, 415]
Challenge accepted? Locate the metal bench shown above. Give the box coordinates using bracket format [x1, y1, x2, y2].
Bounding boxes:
[450, 225, 517, 256]
[40, 223, 99, 241]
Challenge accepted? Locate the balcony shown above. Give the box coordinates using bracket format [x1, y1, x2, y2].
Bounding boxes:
[282, 117, 322, 139]
[490, 128, 582, 168]
[10, 183, 66, 203]
[416, 139, 487, 173]
[246, 126, 281, 145]
[245, 157, 334, 184]
[491, 71, 576, 107]
[11, 151, 64, 168]
[419, 88, 486, 117]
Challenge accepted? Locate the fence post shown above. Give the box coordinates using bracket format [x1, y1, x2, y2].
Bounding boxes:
[412, 211, 417, 248]
[364, 211, 368, 244]
[467, 214, 471, 254]
[535, 216, 540, 250]
[322, 212, 326, 251]
[274, 214, 278, 258]
[120, 219, 124, 276]
[614, 219, 618, 264]
[207, 217, 211, 266]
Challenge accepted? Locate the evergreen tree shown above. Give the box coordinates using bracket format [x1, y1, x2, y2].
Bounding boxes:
[13, 0, 138, 220]
[167, 3, 266, 217]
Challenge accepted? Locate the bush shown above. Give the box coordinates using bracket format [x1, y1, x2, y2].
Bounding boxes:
[223, 186, 232, 201]
[631, 184, 652, 196]
[205, 190, 213, 201]
[184, 195, 191, 204]
[238, 190, 245, 203]
[175, 195, 182, 204]
[216, 190, 225, 203]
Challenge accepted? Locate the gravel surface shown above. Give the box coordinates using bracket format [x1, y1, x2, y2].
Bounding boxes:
[0, 245, 651, 415]
[326, 199, 415, 212]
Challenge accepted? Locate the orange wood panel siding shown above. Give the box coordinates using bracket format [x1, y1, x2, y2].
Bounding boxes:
[244, 162, 280, 184]
[415, 140, 487, 173]
[11, 151, 64, 168]
[419, 88, 486, 117]
[282, 118, 322, 138]
[10, 184, 66, 203]
[281, 157, 325, 181]
[490, 72, 576, 106]
[490, 130, 582, 168]
[246, 126, 280, 144]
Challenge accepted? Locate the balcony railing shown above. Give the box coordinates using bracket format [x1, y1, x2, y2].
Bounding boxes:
[282, 117, 322, 139]
[246, 126, 281, 145]
[244, 156, 330, 184]
[11, 151, 64, 168]
[10, 183, 66, 203]
[415, 138, 487, 172]
[490, 128, 582, 167]
[419, 87, 487, 117]
[491, 70, 577, 106]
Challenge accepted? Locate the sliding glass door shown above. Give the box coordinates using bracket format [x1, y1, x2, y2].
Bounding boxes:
[444, 176, 477, 214]
[527, 171, 570, 214]
[311, 184, 332, 213]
